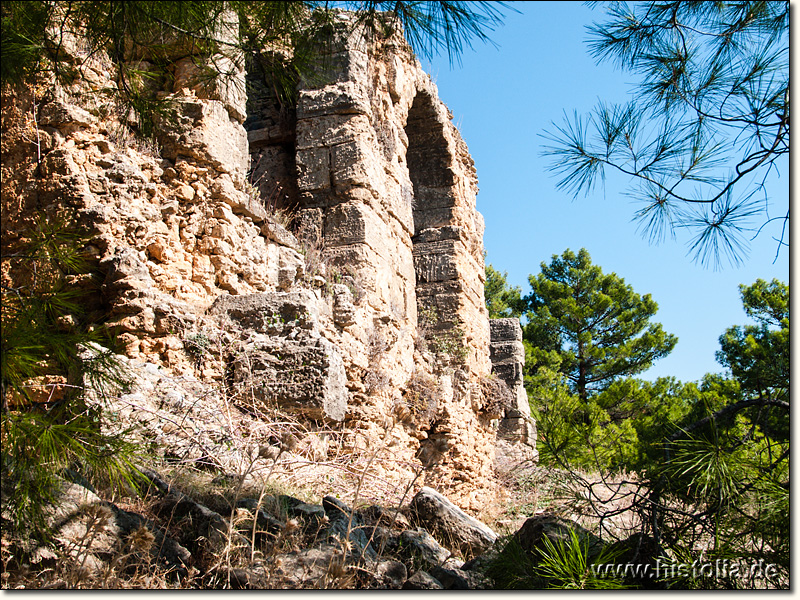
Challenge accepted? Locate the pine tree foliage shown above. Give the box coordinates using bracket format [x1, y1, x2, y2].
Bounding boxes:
[524, 248, 677, 402]
[484, 263, 525, 318]
[542, 1, 789, 268]
[1, 1, 510, 133]
[525, 276, 789, 588]
[1, 216, 140, 538]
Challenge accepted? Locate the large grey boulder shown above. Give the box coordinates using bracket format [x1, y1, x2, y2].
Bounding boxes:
[512, 513, 605, 563]
[402, 569, 445, 590]
[409, 487, 498, 557]
[397, 528, 451, 570]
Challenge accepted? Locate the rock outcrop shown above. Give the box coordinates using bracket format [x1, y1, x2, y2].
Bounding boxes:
[0, 10, 535, 515]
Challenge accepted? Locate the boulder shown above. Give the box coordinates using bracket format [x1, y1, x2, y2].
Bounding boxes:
[2, 478, 190, 580]
[322, 495, 375, 559]
[397, 528, 451, 570]
[429, 564, 490, 589]
[402, 569, 444, 590]
[512, 513, 604, 561]
[409, 487, 498, 557]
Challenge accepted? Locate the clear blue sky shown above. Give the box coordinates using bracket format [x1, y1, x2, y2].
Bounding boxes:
[420, 1, 790, 384]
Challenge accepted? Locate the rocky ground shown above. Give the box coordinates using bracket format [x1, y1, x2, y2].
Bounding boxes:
[0, 356, 646, 590]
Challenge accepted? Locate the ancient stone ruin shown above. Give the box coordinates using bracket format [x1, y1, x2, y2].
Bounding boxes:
[0, 11, 535, 512]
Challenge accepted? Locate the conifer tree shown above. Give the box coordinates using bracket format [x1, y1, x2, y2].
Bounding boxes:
[543, 1, 789, 268]
[524, 248, 677, 402]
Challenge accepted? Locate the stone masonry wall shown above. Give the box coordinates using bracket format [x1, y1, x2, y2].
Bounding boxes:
[1, 11, 534, 513]
[490, 319, 537, 447]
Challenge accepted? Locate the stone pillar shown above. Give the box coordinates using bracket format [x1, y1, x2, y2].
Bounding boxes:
[490, 319, 536, 447]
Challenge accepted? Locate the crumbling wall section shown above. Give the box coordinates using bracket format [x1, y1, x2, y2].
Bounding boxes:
[248, 14, 505, 508]
[489, 319, 537, 447]
[1, 11, 533, 514]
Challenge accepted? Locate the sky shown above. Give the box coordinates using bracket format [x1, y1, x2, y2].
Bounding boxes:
[419, 1, 790, 384]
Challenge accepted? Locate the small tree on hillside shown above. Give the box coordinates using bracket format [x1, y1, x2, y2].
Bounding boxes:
[524, 248, 677, 403]
[1, 216, 139, 538]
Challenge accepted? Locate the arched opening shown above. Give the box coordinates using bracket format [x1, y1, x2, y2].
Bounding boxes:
[405, 91, 462, 340]
[405, 91, 456, 236]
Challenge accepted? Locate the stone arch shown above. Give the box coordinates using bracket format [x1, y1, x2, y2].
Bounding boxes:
[405, 90, 456, 236]
[404, 89, 461, 338]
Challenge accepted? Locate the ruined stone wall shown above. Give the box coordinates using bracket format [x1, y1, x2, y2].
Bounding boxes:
[1, 12, 533, 513]
[490, 319, 537, 449]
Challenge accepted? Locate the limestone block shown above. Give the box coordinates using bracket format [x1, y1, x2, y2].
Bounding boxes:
[296, 147, 331, 191]
[157, 99, 248, 178]
[101, 248, 154, 292]
[38, 99, 96, 128]
[210, 290, 319, 333]
[397, 528, 451, 569]
[413, 225, 465, 244]
[479, 376, 514, 420]
[212, 175, 267, 223]
[498, 416, 537, 444]
[330, 140, 378, 188]
[295, 114, 372, 150]
[490, 362, 523, 385]
[172, 55, 247, 123]
[246, 124, 294, 147]
[322, 244, 376, 287]
[490, 341, 525, 365]
[403, 570, 445, 590]
[489, 318, 523, 344]
[297, 80, 371, 119]
[413, 250, 458, 284]
[231, 333, 347, 422]
[413, 206, 459, 233]
[332, 284, 357, 327]
[324, 202, 366, 247]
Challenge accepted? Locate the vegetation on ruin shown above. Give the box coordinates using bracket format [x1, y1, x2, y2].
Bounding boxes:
[1, 1, 510, 135]
[485, 256, 789, 588]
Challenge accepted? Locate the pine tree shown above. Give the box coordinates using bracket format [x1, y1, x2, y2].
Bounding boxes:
[543, 1, 789, 268]
[524, 248, 677, 403]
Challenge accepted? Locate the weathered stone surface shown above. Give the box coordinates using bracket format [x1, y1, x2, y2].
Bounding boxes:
[402, 570, 445, 590]
[490, 318, 536, 448]
[371, 559, 408, 589]
[210, 290, 319, 332]
[332, 284, 357, 327]
[266, 543, 348, 588]
[409, 487, 498, 557]
[230, 333, 347, 421]
[157, 98, 249, 179]
[398, 528, 451, 569]
[479, 375, 515, 420]
[512, 514, 605, 562]
[429, 564, 490, 590]
[282, 495, 327, 525]
[322, 496, 376, 559]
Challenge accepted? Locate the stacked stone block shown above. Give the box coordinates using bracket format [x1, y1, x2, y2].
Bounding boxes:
[489, 319, 536, 446]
